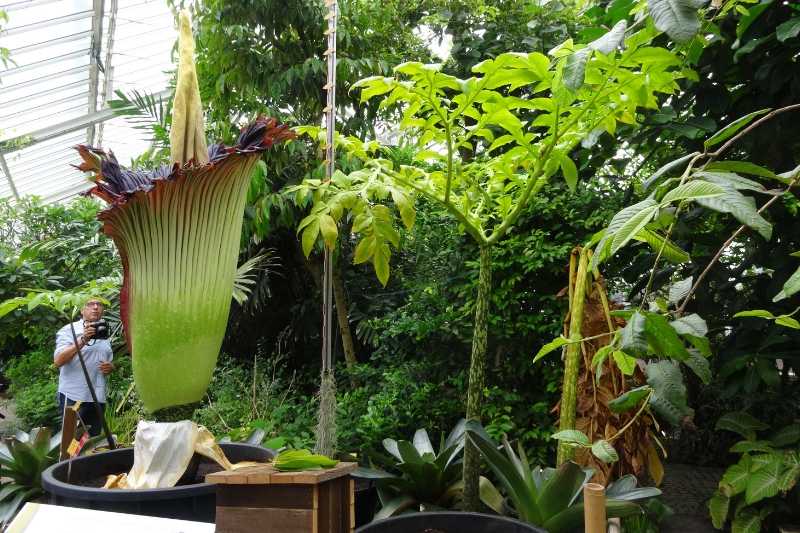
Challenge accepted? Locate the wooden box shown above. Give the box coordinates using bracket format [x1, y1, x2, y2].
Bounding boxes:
[207, 462, 356, 533]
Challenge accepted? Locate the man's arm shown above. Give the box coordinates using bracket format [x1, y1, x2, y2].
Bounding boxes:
[53, 323, 96, 368]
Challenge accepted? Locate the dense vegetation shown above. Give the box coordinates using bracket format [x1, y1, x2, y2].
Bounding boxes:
[2, 0, 800, 529]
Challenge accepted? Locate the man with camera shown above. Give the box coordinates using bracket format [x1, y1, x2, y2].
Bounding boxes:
[54, 297, 113, 436]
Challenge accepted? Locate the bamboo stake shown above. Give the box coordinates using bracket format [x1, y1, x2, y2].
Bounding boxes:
[584, 482, 607, 533]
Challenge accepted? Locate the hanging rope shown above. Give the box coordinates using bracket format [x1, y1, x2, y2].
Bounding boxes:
[321, 0, 337, 374]
[314, 0, 338, 457]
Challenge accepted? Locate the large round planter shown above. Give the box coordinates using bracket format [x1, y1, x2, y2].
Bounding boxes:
[355, 511, 548, 533]
[42, 442, 273, 522]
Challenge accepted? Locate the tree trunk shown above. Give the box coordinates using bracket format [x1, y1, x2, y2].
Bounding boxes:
[297, 243, 357, 368]
[462, 244, 492, 511]
[557, 247, 590, 464]
[331, 259, 357, 367]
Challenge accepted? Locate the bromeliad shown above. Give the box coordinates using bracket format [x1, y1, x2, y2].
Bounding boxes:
[73, 11, 294, 412]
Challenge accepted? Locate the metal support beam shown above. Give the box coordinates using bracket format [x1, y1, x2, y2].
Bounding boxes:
[0, 150, 20, 200]
[97, 0, 118, 147]
[0, 89, 171, 152]
[86, 0, 105, 146]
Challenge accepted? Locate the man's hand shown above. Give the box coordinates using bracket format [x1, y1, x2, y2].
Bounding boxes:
[99, 361, 114, 375]
[82, 322, 97, 342]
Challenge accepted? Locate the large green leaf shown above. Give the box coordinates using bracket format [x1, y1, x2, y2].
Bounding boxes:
[773, 264, 800, 302]
[589, 20, 628, 54]
[620, 311, 649, 357]
[770, 424, 800, 447]
[731, 508, 761, 533]
[594, 198, 658, 267]
[633, 229, 690, 263]
[647, 0, 707, 43]
[374, 494, 418, 519]
[609, 386, 652, 413]
[591, 440, 619, 463]
[642, 312, 690, 362]
[0, 488, 38, 525]
[776, 17, 800, 42]
[708, 491, 729, 529]
[612, 351, 637, 376]
[695, 171, 768, 193]
[536, 462, 586, 523]
[533, 336, 569, 363]
[544, 499, 642, 533]
[704, 161, 779, 181]
[412, 429, 435, 457]
[466, 427, 540, 523]
[668, 277, 693, 305]
[745, 454, 783, 504]
[683, 350, 711, 384]
[695, 184, 772, 240]
[704, 109, 771, 150]
[396, 440, 424, 464]
[610, 203, 659, 256]
[646, 361, 693, 426]
[670, 314, 707, 337]
[563, 48, 591, 91]
[661, 180, 724, 204]
[643, 152, 700, 190]
[715, 411, 769, 440]
[720, 455, 752, 497]
[551, 430, 590, 447]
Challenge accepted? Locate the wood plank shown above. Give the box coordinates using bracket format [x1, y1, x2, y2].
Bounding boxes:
[215, 506, 313, 533]
[207, 462, 357, 486]
[312, 486, 319, 533]
[216, 485, 315, 509]
[348, 479, 355, 532]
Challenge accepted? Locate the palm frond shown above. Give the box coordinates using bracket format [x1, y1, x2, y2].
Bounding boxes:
[107, 89, 172, 147]
[232, 250, 280, 306]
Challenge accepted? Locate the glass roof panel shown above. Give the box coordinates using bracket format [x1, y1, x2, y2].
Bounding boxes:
[0, 0, 177, 203]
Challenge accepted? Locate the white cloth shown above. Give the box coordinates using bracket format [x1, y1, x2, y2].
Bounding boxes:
[111, 421, 255, 490]
[54, 320, 113, 403]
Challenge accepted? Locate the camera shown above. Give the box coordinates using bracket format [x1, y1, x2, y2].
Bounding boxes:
[86, 319, 110, 340]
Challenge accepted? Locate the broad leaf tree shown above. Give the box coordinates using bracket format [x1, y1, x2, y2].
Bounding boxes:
[294, 19, 691, 506]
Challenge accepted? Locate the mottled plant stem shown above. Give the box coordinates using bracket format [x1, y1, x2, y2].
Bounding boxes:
[557, 247, 590, 465]
[462, 245, 492, 510]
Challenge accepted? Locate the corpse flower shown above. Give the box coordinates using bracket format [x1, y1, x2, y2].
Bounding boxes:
[74, 11, 294, 411]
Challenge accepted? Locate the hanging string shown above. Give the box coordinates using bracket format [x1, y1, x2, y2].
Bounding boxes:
[314, 0, 338, 458]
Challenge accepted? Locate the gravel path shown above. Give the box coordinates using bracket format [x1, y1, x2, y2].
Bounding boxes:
[0, 393, 18, 436]
[661, 463, 724, 533]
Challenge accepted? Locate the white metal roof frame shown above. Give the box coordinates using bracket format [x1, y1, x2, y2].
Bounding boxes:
[0, 0, 177, 203]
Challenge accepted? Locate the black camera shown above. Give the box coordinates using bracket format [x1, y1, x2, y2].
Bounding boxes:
[86, 319, 110, 340]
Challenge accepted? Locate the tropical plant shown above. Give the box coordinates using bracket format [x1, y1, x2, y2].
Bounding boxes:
[0, 427, 62, 526]
[353, 420, 502, 519]
[465, 422, 661, 533]
[708, 414, 800, 533]
[353, 420, 504, 518]
[66, 12, 294, 412]
[293, 12, 697, 504]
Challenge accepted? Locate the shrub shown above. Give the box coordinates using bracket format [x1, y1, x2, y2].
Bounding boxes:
[15, 381, 59, 428]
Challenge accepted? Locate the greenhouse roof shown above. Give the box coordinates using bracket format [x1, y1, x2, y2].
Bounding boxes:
[0, 0, 177, 203]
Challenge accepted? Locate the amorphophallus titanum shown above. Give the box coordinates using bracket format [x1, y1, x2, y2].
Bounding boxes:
[74, 11, 294, 412]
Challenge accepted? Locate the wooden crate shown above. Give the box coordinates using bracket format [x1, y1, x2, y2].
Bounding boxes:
[207, 462, 356, 533]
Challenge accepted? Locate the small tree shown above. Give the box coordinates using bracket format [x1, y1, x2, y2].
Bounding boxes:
[293, 19, 690, 507]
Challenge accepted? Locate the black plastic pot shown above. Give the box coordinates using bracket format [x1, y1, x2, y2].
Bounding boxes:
[355, 511, 548, 533]
[354, 479, 378, 527]
[42, 442, 273, 522]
